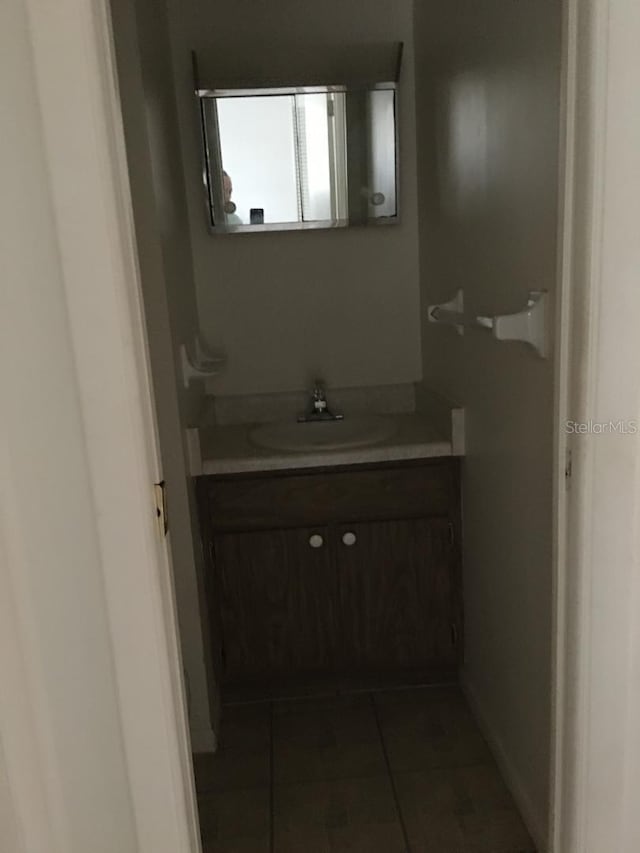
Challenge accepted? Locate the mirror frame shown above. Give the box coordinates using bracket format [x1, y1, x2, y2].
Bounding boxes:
[195, 82, 400, 235]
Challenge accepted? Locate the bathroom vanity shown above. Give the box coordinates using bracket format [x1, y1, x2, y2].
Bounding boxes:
[196, 415, 462, 695]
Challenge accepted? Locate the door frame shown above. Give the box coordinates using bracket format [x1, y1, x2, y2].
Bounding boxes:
[5, 0, 640, 850]
[2, 0, 201, 851]
[551, 0, 640, 851]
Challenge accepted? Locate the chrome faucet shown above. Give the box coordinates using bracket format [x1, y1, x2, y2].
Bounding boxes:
[298, 381, 344, 422]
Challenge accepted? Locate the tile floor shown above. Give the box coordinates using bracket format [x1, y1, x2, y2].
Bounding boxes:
[193, 684, 536, 853]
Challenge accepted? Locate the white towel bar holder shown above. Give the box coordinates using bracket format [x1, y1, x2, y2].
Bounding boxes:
[427, 288, 465, 336]
[474, 290, 548, 358]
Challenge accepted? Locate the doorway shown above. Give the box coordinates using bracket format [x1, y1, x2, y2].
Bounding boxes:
[111, 0, 566, 851]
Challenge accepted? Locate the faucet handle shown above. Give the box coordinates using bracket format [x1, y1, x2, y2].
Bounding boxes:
[311, 381, 327, 412]
[312, 380, 326, 398]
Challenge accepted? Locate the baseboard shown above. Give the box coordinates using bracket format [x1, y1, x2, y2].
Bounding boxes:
[461, 673, 548, 852]
[190, 725, 218, 754]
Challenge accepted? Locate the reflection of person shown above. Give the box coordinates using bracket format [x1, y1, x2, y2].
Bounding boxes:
[222, 171, 242, 225]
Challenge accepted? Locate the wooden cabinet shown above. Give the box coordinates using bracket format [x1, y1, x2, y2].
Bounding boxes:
[213, 526, 338, 682]
[337, 517, 457, 672]
[198, 459, 462, 692]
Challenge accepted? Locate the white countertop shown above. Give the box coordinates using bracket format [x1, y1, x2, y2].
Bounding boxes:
[193, 413, 454, 476]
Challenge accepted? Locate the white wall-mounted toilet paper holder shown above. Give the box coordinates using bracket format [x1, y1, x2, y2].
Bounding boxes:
[475, 290, 549, 358]
[427, 288, 465, 336]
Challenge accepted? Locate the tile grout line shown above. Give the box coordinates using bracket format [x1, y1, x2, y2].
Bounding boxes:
[269, 700, 275, 853]
[369, 692, 412, 853]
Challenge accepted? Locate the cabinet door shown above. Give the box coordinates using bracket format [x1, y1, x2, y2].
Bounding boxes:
[213, 526, 337, 684]
[337, 517, 458, 672]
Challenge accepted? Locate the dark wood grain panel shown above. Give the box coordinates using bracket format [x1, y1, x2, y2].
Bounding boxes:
[213, 526, 339, 684]
[337, 517, 459, 671]
[205, 460, 457, 532]
[199, 460, 463, 694]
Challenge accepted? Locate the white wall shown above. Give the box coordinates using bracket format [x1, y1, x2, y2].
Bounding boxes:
[414, 0, 561, 845]
[166, 0, 422, 396]
[109, 0, 218, 750]
[0, 737, 22, 853]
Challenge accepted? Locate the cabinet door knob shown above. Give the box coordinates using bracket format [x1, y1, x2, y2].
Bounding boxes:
[342, 531, 357, 547]
[309, 533, 324, 549]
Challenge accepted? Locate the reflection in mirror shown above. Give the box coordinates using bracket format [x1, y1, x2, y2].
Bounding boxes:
[198, 87, 398, 233]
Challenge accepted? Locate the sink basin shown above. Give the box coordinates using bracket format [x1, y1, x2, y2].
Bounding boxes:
[249, 415, 397, 453]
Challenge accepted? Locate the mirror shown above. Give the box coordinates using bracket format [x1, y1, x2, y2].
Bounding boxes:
[198, 86, 398, 233]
